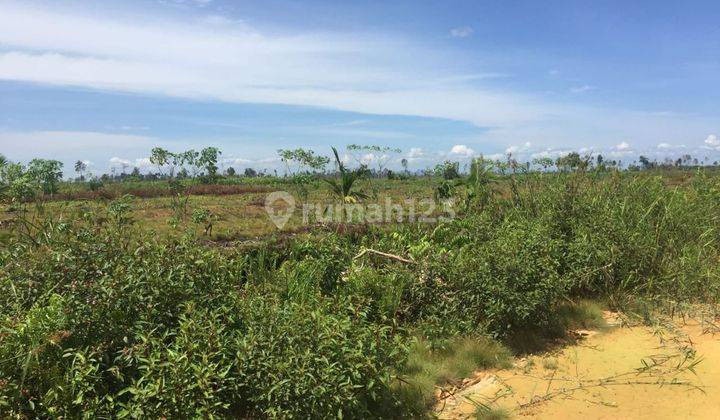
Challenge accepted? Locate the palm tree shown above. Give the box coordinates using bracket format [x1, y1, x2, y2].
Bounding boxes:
[74, 160, 87, 180]
[324, 147, 367, 204]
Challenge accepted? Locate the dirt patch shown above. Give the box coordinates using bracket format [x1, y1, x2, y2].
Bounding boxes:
[436, 312, 720, 419]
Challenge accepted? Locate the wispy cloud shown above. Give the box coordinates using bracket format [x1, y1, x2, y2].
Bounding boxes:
[0, 131, 158, 160]
[614, 141, 631, 151]
[657, 142, 686, 150]
[505, 141, 532, 155]
[570, 84, 596, 93]
[0, 3, 553, 129]
[449, 26, 474, 38]
[0, 2, 717, 163]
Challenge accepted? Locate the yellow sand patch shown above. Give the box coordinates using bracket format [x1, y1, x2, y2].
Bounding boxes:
[437, 315, 720, 419]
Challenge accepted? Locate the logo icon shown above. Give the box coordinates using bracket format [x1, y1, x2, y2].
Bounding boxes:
[264, 191, 296, 229]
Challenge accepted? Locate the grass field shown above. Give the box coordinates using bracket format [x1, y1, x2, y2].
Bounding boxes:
[1, 162, 719, 417]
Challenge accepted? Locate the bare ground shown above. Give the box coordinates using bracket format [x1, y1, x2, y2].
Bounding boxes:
[435, 311, 720, 419]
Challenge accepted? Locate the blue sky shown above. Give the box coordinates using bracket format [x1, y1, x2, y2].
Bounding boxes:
[0, 0, 718, 174]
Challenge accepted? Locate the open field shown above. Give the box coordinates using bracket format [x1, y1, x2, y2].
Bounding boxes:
[2, 162, 720, 418]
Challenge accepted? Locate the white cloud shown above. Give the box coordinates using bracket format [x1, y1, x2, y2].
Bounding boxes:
[531, 149, 571, 159]
[449, 144, 475, 158]
[704, 134, 719, 148]
[110, 157, 154, 170]
[505, 141, 532, 155]
[449, 26, 474, 38]
[657, 142, 686, 150]
[166, 0, 213, 7]
[570, 85, 596, 93]
[223, 157, 252, 166]
[614, 141, 631, 151]
[407, 147, 425, 159]
[485, 153, 505, 161]
[109, 157, 130, 166]
[360, 153, 379, 165]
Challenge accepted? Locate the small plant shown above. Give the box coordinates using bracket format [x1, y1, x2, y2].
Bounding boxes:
[87, 178, 103, 191]
[107, 194, 134, 227]
[435, 160, 461, 180]
[325, 147, 368, 204]
[474, 405, 511, 420]
[542, 357, 559, 370]
[191, 207, 214, 236]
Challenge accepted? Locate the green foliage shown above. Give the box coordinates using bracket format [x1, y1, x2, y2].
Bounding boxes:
[277, 148, 329, 175]
[435, 160, 461, 180]
[0, 215, 407, 418]
[325, 146, 369, 203]
[86, 178, 103, 192]
[149, 147, 171, 174]
[3, 165, 720, 416]
[475, 406, 511, 420]
[345, 144, 401, 174]
[191, 207, 214, 236]
[26, 159, 64, 195]
[107, 194, 134, 227]
[397, 336, 511, 414]
[198, 147, 222, 180]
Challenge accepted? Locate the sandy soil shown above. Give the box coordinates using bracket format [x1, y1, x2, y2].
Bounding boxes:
[435, 312, 720, 419]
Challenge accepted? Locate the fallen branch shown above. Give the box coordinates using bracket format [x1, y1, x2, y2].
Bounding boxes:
[353, 248, 416, 264]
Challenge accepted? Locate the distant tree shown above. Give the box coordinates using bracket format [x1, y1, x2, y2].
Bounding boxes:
[176, 149, 199, 177]
[0, 159, 24, 200]
[149, 147, 171, 176]
[401, 158, 409, 174]
[596, 154, 604, 167]
[27, 159, 63, 195]
[87, 178, 103, 191]
[638, 155, 652, 170]
[346, 144, 401, 175]
[277, 148, 329, 175]
[532, 157, 554, 171]
[198, 147, 222, 179]
[555, 152, 587, 172]
[225, 167, 236, 177]
[244, 167, 258, 177]
[74, 160, 87, 181]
